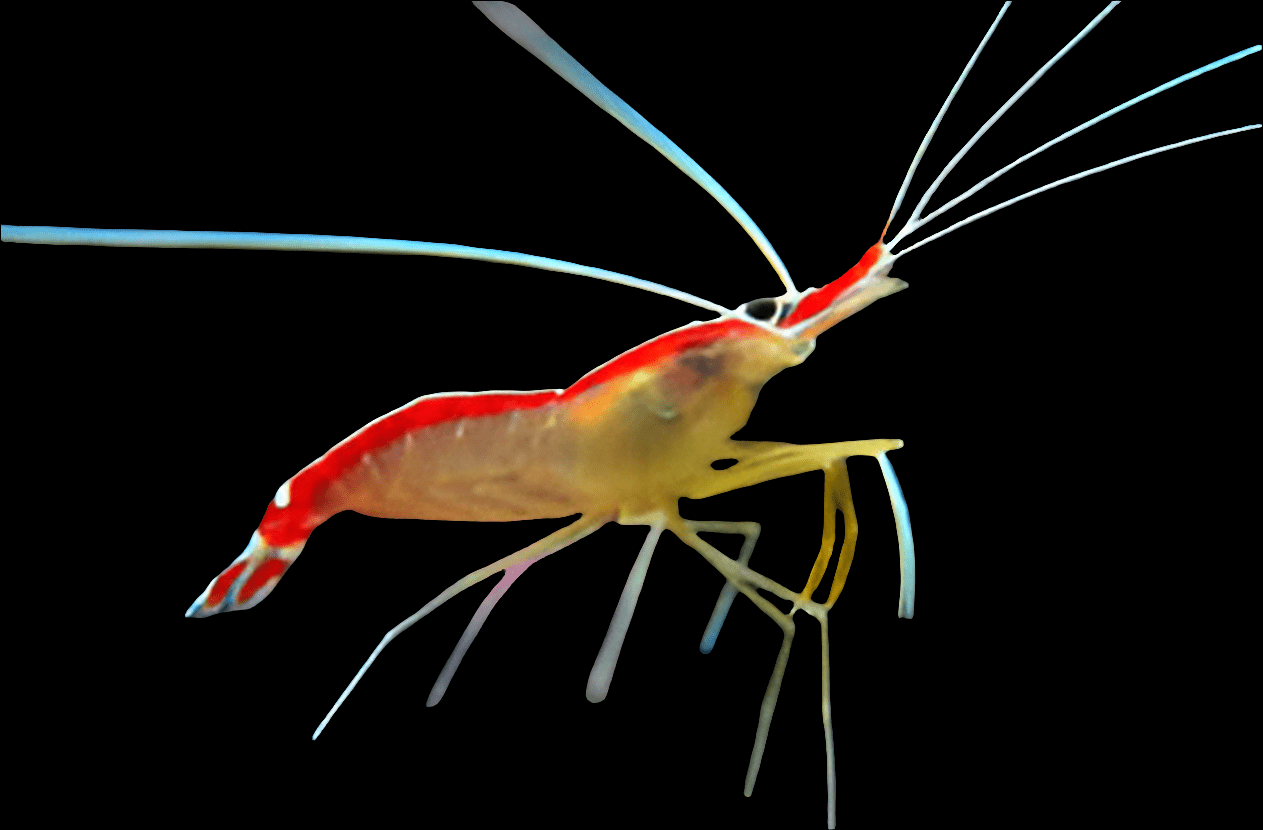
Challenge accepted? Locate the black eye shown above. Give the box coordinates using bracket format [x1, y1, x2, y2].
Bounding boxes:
[745, 298, 779, 320]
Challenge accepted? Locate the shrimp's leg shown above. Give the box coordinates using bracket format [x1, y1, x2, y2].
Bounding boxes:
[805, 461, 858, 830]
[800, 461, 858, 606]
[817, 610, 837, 829]
[694, 439, 902, 500]
[315, 514, 607, 738]
[681, 442, 913, 829]
[426, 558, 538, 707]
[685, 520, 761, 654]
[694, 439, 914, 618]
[670, 521, 798, 802]
[586, 516, 667, 703]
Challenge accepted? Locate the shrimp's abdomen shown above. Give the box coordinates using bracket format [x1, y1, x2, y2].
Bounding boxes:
[185, 392, 589, 617]
[339, 401, 586, 523]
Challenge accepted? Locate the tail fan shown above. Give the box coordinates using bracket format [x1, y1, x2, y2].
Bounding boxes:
[185, 531, 306, 617]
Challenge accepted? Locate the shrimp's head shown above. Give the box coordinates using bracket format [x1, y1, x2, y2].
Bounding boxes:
[739, 242, 905, 351]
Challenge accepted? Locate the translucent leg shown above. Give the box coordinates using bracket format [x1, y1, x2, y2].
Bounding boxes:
[678, 442, 912, 827]
[820, 461, 857, 829]
[587, 517, 666, 703]
[427, 557, 534, 707]
[876, 451, 916, 619]
[687, 520, 761, 654]
[671, 521, 798, 799]
[313, 514, 606, 738]
[820, 614, 837, 830]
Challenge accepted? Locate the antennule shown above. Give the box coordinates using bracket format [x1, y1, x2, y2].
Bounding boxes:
[897, 44, 1262, 248]
[884, 2, 1011, 240]
[891, 124, 1260, 258]
[890, 3, 1120, 248]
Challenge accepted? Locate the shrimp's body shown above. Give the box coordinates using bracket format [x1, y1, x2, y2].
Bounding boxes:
[192, 316, 808, 613]
[184, 251, 904, 618]
[2, 3, 1257, 826]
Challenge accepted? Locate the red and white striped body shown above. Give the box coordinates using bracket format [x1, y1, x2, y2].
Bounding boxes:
[185, 313, 815, 617]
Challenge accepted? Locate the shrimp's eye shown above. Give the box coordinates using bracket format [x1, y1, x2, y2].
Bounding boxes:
[744, 298, 780, 321]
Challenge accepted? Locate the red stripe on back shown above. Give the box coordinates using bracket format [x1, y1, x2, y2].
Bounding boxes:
[782, 242, 885, 327]
[315, 390, 561, 485]
[260, 390, 560, 546]
[562, 318, 764, 400]
[259, 318, 771, 547]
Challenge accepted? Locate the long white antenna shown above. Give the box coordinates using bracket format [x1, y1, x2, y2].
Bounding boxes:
[883, 3, 1011, 240]
[895, 45, 1262, 245]
[474, 2, 797, 293]
[891, 3, 1120, 246]
[0, 226, 734, 317]
[891, 125, 1260, 258]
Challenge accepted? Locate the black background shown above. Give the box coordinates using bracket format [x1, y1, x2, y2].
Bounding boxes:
[5, 4, 1257, 823]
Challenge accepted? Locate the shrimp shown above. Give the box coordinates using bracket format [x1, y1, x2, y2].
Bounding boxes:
[4, 4, 1257, 825]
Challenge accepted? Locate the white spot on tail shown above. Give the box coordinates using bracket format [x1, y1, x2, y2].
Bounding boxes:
[234, 530, 266, 563]
[455, 419, 466, 439]
[274, 480, 291, 509]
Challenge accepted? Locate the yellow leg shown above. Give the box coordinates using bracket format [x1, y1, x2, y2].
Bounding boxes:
[682, 438, 913, 830]
[688, 438, 903, 501]
[691, 438, 911, 617]
[825, 459, 860, 608]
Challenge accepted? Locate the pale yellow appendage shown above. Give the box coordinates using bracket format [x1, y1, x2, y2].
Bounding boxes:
[691, 520, 761, 655]
[670, 520, 798, 798]
[795, 461, 856, 830]
[314, 513, 608, 739]
[587, 516, 667, 703]
[683, 439, 903, 830]
[688, 439, 903, 502]
[795, 460, 859, 608]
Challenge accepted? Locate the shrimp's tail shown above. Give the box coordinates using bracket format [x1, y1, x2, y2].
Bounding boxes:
[185, 530, 307, 617]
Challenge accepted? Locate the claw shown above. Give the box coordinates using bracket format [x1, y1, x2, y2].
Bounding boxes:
[185, 531, 305, 617]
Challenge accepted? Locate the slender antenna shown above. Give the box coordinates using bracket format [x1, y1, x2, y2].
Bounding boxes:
[895, 45, 1262, 246]
[883, 3, 1011, 240]
[891, 3, 1120, 246]
[0, 226, 733, 317]
[891, 125, 1260, 258]
[473, 2, 797, 294]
